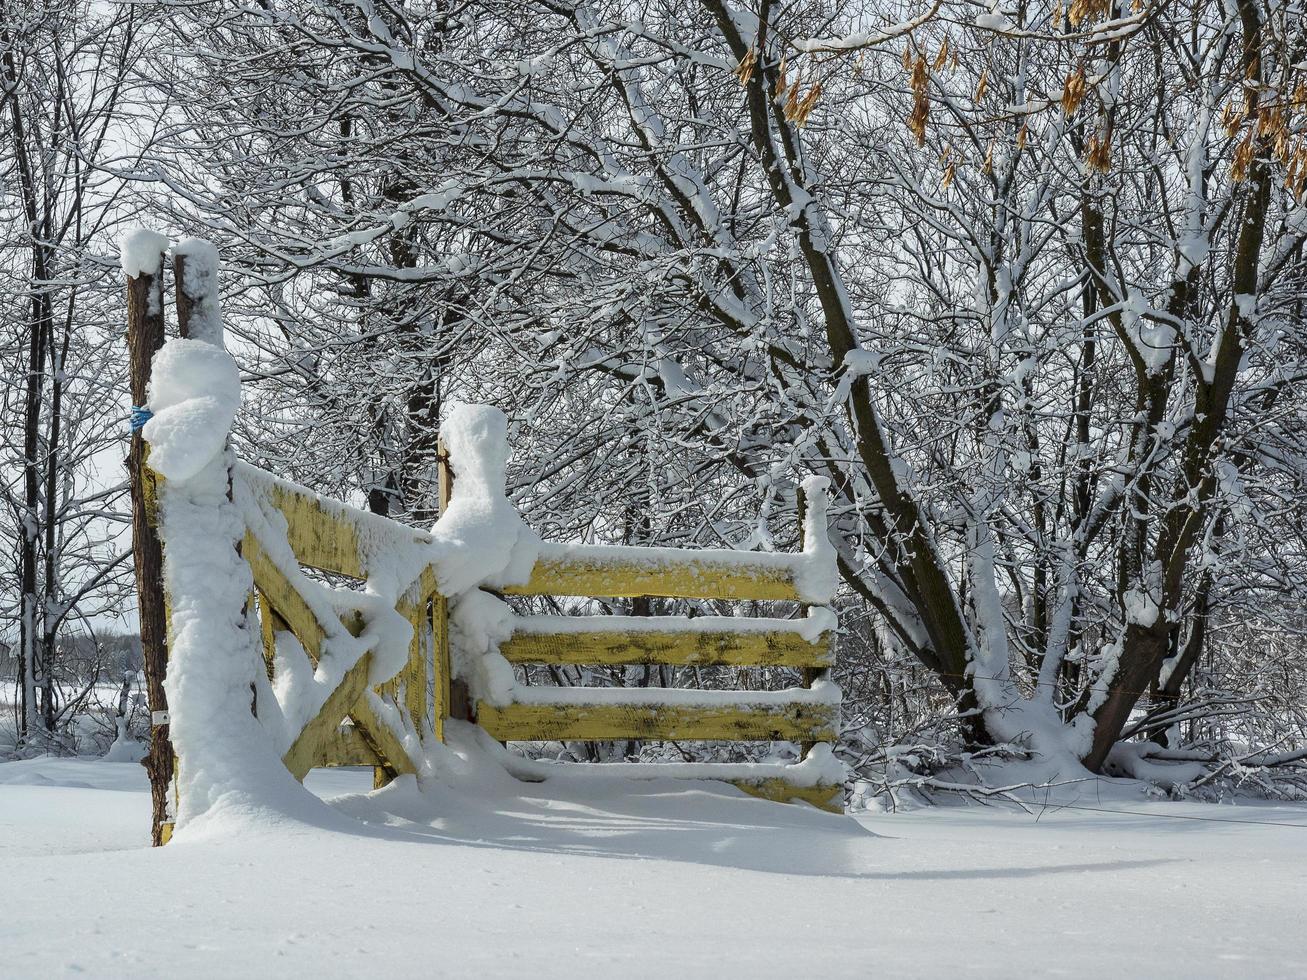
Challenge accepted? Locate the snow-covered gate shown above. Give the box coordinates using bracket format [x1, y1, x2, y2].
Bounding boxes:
[123, 234, 842, 844]
[485, 531, 842, 810]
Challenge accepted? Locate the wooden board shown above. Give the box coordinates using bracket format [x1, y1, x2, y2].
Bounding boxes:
[350, 694, 419, 777]
[243, 532, 337, 662]
[258, 479, 368, 579]
[246, 475, 430, 582]
[731, 778, 843, 813]
[283, 652, 374, 780]
[474, 699, 837, 743]
[503, 548, 803, 600]
[501, 625, 833, 668]
[433, 594, 450, 741]
[313, 724, 386, 769]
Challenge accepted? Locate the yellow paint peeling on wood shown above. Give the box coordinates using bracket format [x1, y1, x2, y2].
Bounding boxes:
[474, 699, 837, 743]
[732, 777, 844, 813]
[258, 479, 431, 581]
[283, 652, 374, 780]
[503, 552, 802, 600]
[501, 627, 833, 668]
[433, 594, 450, 742]
[313, 724, 385, 769]
[259, 481, 365, 579]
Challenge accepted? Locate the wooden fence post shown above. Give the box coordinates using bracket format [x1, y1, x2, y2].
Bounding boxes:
[436, 441, 464, 729]
[125, 243, 172, 847]
[798, 481, 817, 760]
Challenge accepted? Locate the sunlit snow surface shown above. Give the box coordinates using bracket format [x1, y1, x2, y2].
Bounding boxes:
[2, 754, 1305, 978]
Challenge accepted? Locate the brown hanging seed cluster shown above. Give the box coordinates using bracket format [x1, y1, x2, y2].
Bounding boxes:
[1086, 126, 1112, 172]
[734, 47, 758, 86]
[1068, 0, 1111, 27]
[907, 52, 929, 146]
[774, 57, 823, 126]
[1224, 82, 1306, 187]
[1062, 68, 1087, 116]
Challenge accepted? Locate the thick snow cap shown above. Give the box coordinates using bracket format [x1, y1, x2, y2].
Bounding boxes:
[432, 402, 540, 595]
[144, 340, 241, 483]
[119, 228, 171, 279]
[174, 238, 224, 346]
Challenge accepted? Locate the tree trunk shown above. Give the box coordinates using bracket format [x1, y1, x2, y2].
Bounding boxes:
[126, 255, 173, 846]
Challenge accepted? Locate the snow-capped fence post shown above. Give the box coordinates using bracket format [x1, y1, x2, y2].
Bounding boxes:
[173, 240, 223, 345]
[436, 440, 465, 729]
[122, 229, 174, 847]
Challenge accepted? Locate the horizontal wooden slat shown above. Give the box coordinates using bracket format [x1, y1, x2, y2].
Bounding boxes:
[503, 544, 804, 600]
[475, 698, 837, 743]
[501, 624, 833, 667]
[732, 778, 842, 813]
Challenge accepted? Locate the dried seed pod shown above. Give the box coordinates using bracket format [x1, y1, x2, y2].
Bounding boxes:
[1086, 128, 1111, 172]
[774, 57, 789, 100]
[1221, 102, 1244, 138]
[1231, 131, 1256, 182]
[795, 82, 823, 127]
[734, 48, 758, 87]
[907, 55, 929, 146]
[934, 38, 949, 71]
[1062, 68, 1087, 116]
[1068, 0, 1110, 27]
[975, 69, 989, 102]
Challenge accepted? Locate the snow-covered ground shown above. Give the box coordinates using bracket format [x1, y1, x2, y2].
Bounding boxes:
[3, 754, 1305, 979]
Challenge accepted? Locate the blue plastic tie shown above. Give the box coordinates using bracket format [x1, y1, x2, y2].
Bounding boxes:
[129, 406, 153, 432]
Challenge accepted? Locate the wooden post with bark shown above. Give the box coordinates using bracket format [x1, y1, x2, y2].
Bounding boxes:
[125, 240, 172, 847]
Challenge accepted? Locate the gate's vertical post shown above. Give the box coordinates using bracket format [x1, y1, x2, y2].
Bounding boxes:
[798, 480, 818, 761]
[124, 235, 172, 846]
[434, 441, 459, 734]
[173, 242, 251, 724]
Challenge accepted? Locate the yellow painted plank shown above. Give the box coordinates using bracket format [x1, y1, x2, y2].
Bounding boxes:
[501, 625, 833, 668]
[313, 724, 385, 769]
[474, 699, 837, 743]
[503, 547, 802, 600]
[243, 532, 418, 775]
[433, 594, 450, 741]
[251, 475, 431, 581]
[351, 695, 419, 777]
[283, 652, 374, 780]
[243, 532, 333, 662]
[732, 778, 843, 813]
[257, 480, 366, 579]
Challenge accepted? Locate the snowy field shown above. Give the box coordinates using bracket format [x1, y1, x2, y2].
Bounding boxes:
[3, 754, 1305, 979]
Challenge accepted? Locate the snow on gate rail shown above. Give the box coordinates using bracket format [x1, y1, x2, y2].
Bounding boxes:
[123, 233, 844, 842]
